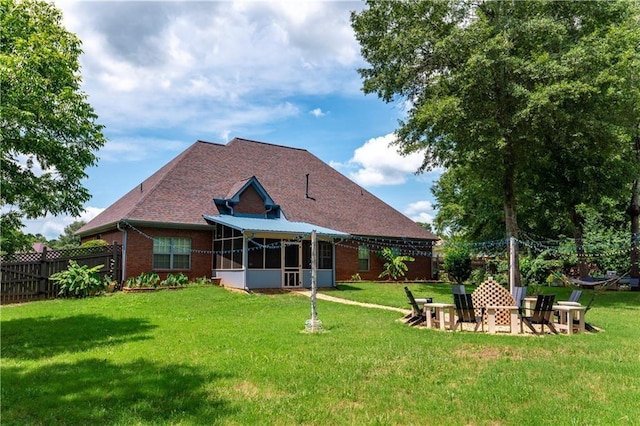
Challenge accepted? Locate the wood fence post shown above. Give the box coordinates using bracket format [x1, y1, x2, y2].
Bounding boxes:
[38, 247, 48, 296]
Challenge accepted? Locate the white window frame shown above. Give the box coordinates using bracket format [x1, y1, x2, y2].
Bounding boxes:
[153, 237, 191, 270]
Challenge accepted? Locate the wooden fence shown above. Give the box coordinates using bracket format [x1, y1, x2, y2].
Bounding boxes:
[0, 244, 122, 305]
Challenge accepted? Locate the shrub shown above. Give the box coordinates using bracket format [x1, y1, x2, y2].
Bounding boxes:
[80, 239, 109, 248]
[519, 249, 564, 286]
[162, 273, 189, 287]
[443, 247, 472, 284]
[50, 260, 106, 298]
[192, 276, 214, 286]
[126, 272, 160, 288]
[468, 268, 487, 286]
[377, 247, 414, 280]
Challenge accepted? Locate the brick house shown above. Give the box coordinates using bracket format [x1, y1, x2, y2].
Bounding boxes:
[77, 138, 438, 290]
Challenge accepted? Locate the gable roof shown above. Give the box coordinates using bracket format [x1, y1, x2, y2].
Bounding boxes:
[79, 138, 437, 240]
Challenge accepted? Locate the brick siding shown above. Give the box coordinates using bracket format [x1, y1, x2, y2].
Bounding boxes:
[335, 242, 432, 281]
[122, 227, 213, 282]
[83, 226, 432, 284]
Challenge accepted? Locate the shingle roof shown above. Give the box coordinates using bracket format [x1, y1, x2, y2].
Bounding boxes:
[79, 138, 437, 240]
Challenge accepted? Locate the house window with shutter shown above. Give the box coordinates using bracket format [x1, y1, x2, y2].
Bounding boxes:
[153, 237, 191, 270]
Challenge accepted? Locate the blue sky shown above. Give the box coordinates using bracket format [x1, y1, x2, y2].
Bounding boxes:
[23, 1, 441, 239]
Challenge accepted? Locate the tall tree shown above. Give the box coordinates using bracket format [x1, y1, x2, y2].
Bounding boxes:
[50, 220, 85, 249]
[352, 0, 638, 285]
[0, 0, 106, 254]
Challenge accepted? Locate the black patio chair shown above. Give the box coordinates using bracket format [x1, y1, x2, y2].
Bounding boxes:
[453, 293, 484, 332]
[403, 286, 432, 326]
[520, 294, 558, 335]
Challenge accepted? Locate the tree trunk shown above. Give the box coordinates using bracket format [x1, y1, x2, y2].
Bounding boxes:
[569, 205, 589, 279]
[628, 124, 640, 278]
[503, 153, 521, 287]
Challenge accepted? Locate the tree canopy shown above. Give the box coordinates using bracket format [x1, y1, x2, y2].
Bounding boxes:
[0, 0, 105, 254]
[352, 0, 640, 281]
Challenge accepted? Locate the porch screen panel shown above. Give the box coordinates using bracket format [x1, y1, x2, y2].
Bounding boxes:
[302, 241, 311, 269]
[214, 224, 243, 270]
[264, 238, 281, 269]
[232, 238, 242, 269]
[213, 240, 222, 269]
[248, 238, 264, 269]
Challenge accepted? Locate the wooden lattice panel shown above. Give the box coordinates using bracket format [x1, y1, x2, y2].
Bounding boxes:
[472, 278, 515, 325]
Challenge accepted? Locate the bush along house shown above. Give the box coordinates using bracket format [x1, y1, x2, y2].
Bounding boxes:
[77, 138, 438, 290]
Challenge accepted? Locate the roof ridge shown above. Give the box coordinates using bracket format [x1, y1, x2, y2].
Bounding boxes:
[228, 137, 308, 152]
[195, 139, 225, 146]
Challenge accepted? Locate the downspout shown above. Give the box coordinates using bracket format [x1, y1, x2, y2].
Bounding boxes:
[225, 200, 234, 215]
[243, 232, 250, 293]
[117, 221, 128, 284]
[332, 238, 342, 288]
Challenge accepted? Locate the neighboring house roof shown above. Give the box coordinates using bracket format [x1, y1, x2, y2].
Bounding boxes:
[78, 138, 437, 240]
[32, 242, 47, 253]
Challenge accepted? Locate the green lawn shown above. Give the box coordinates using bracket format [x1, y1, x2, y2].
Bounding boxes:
[1, 283, 640, 425]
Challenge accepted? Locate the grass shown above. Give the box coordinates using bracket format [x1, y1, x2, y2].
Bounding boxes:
[1, 283, 640, 425]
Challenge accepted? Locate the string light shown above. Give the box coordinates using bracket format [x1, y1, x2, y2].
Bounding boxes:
[119, 220, 638, 261]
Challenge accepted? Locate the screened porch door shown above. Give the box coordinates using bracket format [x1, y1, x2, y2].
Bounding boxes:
[282, 241, 302, 288]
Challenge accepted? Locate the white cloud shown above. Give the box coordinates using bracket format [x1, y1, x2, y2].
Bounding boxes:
[98, 138, 189, 163]
[20, 207, 106, 240]
[56, 1, 364, 138]
[342, 134, 425, 187]
[310, 108, 325, 117]
[404, 200, 436, 223]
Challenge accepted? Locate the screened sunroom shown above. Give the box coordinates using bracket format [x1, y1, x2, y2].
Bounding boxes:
[204, 215, 348, 290]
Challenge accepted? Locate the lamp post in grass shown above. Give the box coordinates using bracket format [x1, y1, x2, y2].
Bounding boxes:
[305, 230, 323, 332]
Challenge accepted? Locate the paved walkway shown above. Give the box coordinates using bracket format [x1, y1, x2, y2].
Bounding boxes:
[295, 290, 410, 315]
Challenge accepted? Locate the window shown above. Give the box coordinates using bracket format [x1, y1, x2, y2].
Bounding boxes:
[153, 237, 191, 270]
[318, 241, 333, 270]
[358, 245, 370, 271]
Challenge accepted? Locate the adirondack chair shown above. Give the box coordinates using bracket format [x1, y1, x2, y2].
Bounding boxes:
[453, 293, 484, 332]
[403, 286, 432, 326]
[452, 284, 466, 295]
[554, 289, 583, 322]
[568, 289, 582, 303]
[520, 294, 558, 335]
[511, 286, 527, 312]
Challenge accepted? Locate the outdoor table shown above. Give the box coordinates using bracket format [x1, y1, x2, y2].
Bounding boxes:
[423, 302, 455, 331]
[485, 305, 520, 335]
[553, 304, 586, 335]
[556, 301, 581, 306]
[524, 297, 538, 316]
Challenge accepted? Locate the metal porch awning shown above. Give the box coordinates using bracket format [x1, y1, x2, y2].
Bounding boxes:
[202, 214, 348, 238]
